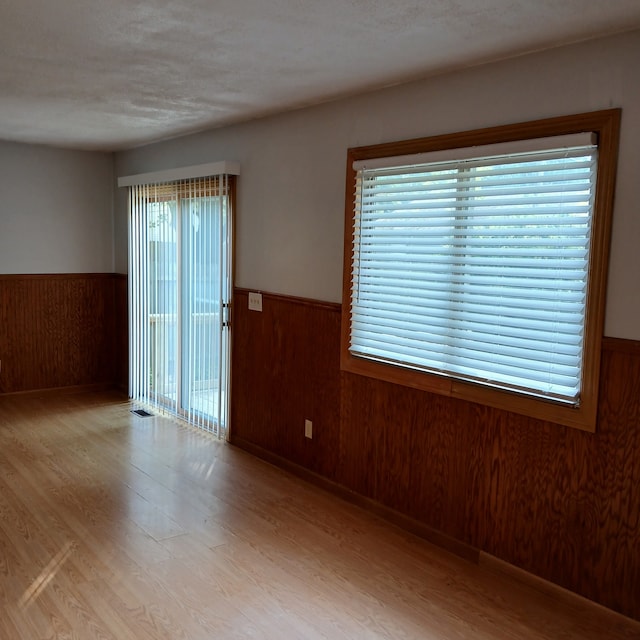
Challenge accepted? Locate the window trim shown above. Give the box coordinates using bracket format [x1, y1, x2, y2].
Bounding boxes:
[340, 109, 621, 432]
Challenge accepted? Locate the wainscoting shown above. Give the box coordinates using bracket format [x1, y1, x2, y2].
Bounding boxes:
[230, 288, 640, 621]
[0, 273, 127, 393]
[114, 273, 128, 391]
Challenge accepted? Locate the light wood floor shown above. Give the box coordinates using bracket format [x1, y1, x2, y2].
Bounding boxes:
[0, 392, 638, 639]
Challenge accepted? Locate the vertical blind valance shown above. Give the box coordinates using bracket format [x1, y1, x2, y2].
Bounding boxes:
[349, 141, 598, 404]
[118, 160, 240, 187]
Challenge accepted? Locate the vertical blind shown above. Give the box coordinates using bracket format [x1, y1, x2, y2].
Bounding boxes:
[127, 173, 233, 437]
[349, 140, 598, 404]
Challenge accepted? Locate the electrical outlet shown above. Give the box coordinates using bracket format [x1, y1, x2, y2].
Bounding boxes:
[248, 292, 263, 312]
[305, 419, 313, 439]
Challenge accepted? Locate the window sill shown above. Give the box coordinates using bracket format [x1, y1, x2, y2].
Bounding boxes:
[340, 352, 597, 432]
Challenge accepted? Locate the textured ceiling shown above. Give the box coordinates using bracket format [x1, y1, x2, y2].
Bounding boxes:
[2, 0, 640, 151]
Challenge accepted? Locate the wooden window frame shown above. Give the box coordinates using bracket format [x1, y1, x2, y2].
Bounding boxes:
[340, 109, 621, 432]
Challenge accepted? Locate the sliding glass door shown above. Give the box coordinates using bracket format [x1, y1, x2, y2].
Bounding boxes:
[128, 175, 233, 437]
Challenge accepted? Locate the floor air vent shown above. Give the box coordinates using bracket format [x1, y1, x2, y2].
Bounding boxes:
[131, 409, 153, 418]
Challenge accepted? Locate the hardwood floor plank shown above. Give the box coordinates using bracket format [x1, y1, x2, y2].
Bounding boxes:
[0, 391, 638, 639]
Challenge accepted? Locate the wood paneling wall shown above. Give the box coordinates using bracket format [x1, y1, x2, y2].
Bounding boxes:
[231, 290, 341, 479]
[0, 273, 126, 394]
[230, 288, 640, 621]
[114, 273, 128, 391]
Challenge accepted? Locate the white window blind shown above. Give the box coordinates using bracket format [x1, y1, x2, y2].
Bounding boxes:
[127, 173, 234, 437]
[349, 141, 598, 405]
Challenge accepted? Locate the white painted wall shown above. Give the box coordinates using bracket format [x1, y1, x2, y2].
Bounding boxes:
[0, 140, 114, 274]
[115, 30, 640, 340]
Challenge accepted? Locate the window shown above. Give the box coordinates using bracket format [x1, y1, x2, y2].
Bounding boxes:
[341, 110, 620, 431]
